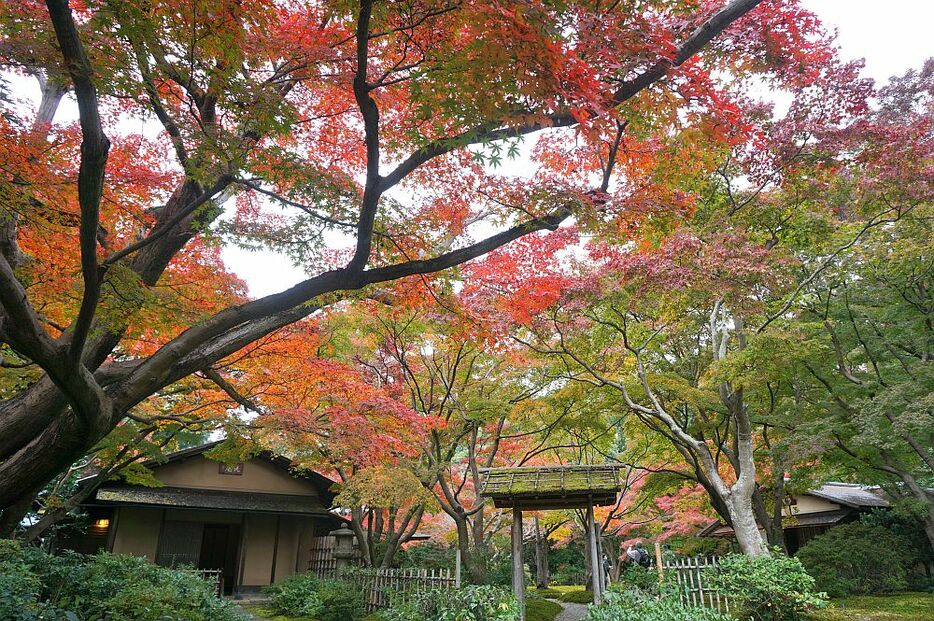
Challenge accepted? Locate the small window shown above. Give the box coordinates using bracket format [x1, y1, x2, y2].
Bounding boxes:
[218, 462, 243, 475]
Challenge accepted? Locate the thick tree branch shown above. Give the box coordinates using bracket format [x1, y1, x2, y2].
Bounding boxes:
[45, 0, 111, 363]
[349, 0, 383, 271]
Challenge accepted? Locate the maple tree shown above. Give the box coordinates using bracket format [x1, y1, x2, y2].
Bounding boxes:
[487, 50, 930, 557]
[322, 301, 537, 579]
[0, 0, 860, 535]
[241, 315, 439, 568]
[759, 60, 934, 549]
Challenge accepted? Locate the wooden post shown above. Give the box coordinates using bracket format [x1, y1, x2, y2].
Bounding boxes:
[596, 528, 606, 594]
[455, 547, 462, 588]
[654, 541, 664, 584]
[512, 507, 525, 621]
[587, 500, 602, 606]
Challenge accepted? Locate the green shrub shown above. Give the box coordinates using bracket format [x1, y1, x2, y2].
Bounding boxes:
[382, 585, 518, 621]
[481, 551, 519, 587]
[616, 564, 661, 596]
[0, 549, 57, 621]
[548, 542, 586, 586]
[796, 521, 915, 597]
[265, 573, 324, 617]
[266, 574, 365, 621]
[81, 553, 242, 621]
[586, 589, 731, 621]
[313, 579, 366, 621]
[0, 541, 242, 621]
[706, 552, 827, 621]
[395, 543, 456, 571]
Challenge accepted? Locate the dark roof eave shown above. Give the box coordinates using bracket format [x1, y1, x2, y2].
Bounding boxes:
[92, 485, 337, 516]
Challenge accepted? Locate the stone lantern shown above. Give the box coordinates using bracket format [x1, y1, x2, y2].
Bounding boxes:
[329, 526, 357, 571]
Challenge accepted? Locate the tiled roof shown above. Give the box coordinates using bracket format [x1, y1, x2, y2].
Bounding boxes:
[808, 483, 890, 509]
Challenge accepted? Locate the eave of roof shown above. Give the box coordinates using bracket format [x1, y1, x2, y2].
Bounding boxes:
[91, 484, 340, 516]
[782, 509, 854, 528]
[697, 509, 857, 538]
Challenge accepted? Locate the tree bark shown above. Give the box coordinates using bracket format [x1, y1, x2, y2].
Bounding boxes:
[533, 516, 550, 589]
[726, 493, 769, 556]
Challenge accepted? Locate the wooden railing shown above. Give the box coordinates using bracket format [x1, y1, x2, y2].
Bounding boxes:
[182, 568, 223, 597]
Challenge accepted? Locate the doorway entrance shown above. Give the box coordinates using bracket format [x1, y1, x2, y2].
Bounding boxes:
[200, 524, 240, 595]
[156, 520, 241, 595]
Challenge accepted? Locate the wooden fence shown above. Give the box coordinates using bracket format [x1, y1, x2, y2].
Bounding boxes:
[353, 567, 457, 612]
[655, 555, 733, 614]
[307, 535, 341, 578]
[306, 537, 453, 612]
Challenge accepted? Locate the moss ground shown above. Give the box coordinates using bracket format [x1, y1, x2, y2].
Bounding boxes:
[243, 606, 380, 621]
[242, 605, 313, 621]
[807, 593, 934, 621]
[531, 585, 594, 604]
[526, 597, 564, 621]
[249, 602, 558, 621]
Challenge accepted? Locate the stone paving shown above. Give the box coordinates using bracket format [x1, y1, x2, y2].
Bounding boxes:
[552, 600, 589, 621]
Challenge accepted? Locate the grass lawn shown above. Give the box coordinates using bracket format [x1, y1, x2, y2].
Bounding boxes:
[808, 593, 934, 621]
[530, 585, 594, 604]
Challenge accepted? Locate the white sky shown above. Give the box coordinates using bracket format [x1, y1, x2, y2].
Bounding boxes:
[222, 0, 934, 298]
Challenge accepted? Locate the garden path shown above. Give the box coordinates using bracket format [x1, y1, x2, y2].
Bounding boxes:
[552, 600, 589, 621]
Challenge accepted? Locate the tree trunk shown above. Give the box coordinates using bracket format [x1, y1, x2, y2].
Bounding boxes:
[0, 487, 37, 538]
[899, 472, 934, 552]
[726, 493, 769, 556]
[349, 507, 374, 567]
[752, 486, 786, 551]
[581, 522, 593, 589]
[452, 512, 484, 583]
[533, 516, 550, 589]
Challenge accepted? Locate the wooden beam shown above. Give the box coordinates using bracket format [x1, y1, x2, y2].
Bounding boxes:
[512, 507, 525, 621]
[270, 514, 282, 584]
[587, 501, 602, 606]
[490, 494, 619, 510]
